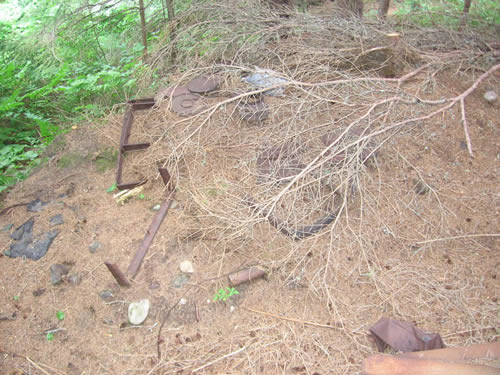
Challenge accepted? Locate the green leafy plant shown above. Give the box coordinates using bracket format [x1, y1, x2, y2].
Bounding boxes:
[56, 311, 65, 321]
[106, 183, 117, 193]
[213, 287, 239, 302]
[46, 332, 54, 341]
[13, 295, 19, 301]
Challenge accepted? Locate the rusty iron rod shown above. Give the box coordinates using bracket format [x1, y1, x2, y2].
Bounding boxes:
[104, 262, 131, 287]
[127, 191, 176, 278]
[229, 267, 266, 286]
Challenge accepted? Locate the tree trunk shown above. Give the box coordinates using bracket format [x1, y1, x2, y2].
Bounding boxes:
[460, 0, 472, 28]
[139, 0, 147, 61]
[165, 0, 177, 63]
[165, 0, 175, 20]
[337, 0, 363, 18]
[377, 0, 390, 20]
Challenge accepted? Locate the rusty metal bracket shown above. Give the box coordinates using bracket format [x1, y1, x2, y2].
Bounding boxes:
[127, 167, 176, 279]
[116, 98, 155, 191]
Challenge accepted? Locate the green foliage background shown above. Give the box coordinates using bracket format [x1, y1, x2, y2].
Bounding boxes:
[0, 0, 159, 192]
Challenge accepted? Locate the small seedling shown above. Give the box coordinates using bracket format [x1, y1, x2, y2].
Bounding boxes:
[106, 183, 117, 193]
[56, 311, 65, 320]
[213, 287, 239, 302]
[46, 332, 54, 341]
[138, 193, 145, 199]
[13, 295, 19, 301]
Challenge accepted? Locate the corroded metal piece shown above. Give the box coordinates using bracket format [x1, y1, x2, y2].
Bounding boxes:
[187, 75, 219, 94]
[171, 93, 202, 116]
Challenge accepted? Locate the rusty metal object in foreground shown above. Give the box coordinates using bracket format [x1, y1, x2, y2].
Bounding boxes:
[187, 75, 219, 94]
[104, 262, 131, 287]
[229, 267, 266, 286]
[116, 98, 155, 190]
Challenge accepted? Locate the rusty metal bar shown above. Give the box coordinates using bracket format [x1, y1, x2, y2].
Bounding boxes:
[129, 98, 155, 110]
[115, 98, 156, 191]
[122, 143, 151, 152]
[158, 168, 171, 188]
[104, 262, 131, 287]
[229, 267, 266, 286]
[127, 191, 175, 278]
[117, 181, 146, 191]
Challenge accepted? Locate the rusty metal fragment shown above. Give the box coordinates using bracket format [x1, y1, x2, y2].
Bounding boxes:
[116, 98, 155, 191]
[369, 317, 445, 353]
[171, 93, 203, 116]
[238, 97, 268, 123]
[229, 267, 266, 286]
[127, 191, 175, 278]
[158, 168, 172, 189]
[187, 75, 219, 94]
[157, 86, 190, 101]
[127, 167, 176, 279]
[104, 262, 131, 287]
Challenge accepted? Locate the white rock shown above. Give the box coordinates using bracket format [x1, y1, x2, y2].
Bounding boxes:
[484, 90, 497, 103]
[179, 298, 187, 305]
[128, 299, 150, 325]
[179, 260, 194, 273]
[230, 306, 235, 313]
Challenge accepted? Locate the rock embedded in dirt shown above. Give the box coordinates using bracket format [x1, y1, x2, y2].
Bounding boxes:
[128, 299, 150, 325]
[413, 179, 430, 195]
[179, 260, 194, 273]
[9, 229, 59, 261]
[50, 263, 72, 284]
[10, 218, 34, 241]
[484, 90, 497, 103]
[99, 290, 114, 300]
[149, 280, 160, 290]
[27, 198, 49, 212]
[172, 274, 190, 288]
[50, 214, 64, 226]
[151, 204, 161, 211]
[88, 240, 101, 253]
[66, 273, 82, 285]
[32, 288, 46, 297]
[67, 362, 82, 375]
